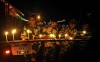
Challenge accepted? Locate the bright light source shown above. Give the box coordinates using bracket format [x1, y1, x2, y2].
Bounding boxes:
[5, 31, 9, 42]
[39, 34, 42, 39]
[5, 50, 10, 54]
[83, 31, 86, 34]
[37, 15, 40, 19]
[27, 30, 30, 33]
[12, 29, 16, 34]
[5, 32, 8, 35]
[69, 37, 73, 40]
[21, 51, 24, 54]
[59, 34, 61, 39]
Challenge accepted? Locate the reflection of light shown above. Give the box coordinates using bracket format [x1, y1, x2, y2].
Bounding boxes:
[21, 51, 24, 54]
[24, 20, 29, 21]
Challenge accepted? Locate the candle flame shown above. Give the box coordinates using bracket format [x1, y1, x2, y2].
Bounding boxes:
[83, 31, 86, 34]
[59, 34, 61, 37]
[39, 34, 42, 38]
[12, 29, 16, 34]
[5, 32, 8, 35]
[69, 37, 73, 40]
[27, 30, 30, 33]
[65, 34, 68, 36]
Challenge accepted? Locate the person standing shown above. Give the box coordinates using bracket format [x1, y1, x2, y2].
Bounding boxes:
[41, 17, 60, 62]
[59, 18, 78, 62]
[21, 15, 41, 62]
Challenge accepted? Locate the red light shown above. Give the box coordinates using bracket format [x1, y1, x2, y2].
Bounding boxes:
[5, 50, 10, 54]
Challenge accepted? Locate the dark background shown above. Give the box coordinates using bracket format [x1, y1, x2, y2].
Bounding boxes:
[0, 0, 100, 62]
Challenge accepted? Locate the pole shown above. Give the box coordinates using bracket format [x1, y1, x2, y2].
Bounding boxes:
[77, 0, 84, 29]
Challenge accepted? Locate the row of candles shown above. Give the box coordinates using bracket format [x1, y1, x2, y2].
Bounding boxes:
[5, 29, 16, 42]
[4, 29, 86, 42]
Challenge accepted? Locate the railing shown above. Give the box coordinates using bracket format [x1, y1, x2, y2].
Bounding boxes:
[0, 39, 90, 62]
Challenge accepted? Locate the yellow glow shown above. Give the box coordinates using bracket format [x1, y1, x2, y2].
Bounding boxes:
[27, 30, 30, 33]
[52, 34, 55, 38]
[21, 51, 24, 54]
[39, 34, 42, 38]
[5, 32, 8, 35]
[50, 34, 53, 37]
[50, 34, 55, 38]
[83, 31, 86, 34]
[59, 34, 61, 39]
[37, 15, 40, 19]
[12, 29, 16, 34]
[65, 34, 68, 37]
[59, 34, 61, 37]
[6, 50, 10, 54]
[69, 37, 73, 40]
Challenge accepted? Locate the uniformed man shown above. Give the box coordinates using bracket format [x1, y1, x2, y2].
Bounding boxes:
[77, 22, 92, 51]
[58, 18, 78, 61]
[41, 18, 59, 62]
[21, 15, 41, 62]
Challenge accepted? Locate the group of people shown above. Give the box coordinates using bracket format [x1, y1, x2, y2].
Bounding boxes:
[20, 15, 92, 62]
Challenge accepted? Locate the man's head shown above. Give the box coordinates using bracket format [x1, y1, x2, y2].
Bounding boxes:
[69, 19, 77, 29]
[50, 19, 57, 28]
[82, 23, 89, 29]
[29, 16, 36, 26]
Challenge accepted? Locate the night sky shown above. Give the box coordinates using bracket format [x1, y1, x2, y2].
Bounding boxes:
[8, 0, 100, 21]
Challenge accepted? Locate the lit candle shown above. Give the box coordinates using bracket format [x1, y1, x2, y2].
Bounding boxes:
[69, 37, 73, 40]
[83, 31, 86, 34]
[12, 29, 16, 41]
[27, 30, 30, 39]
[50, 34, 53, 39]
[5, 31, 8, 42]
[39, 34, 42, 39]
[65, 34, 68, 39]
[53, 34, 56, 39]
[59, 34, 61, 39]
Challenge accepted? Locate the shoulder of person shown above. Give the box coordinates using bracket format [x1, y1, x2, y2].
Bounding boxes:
[36, 25, 41, 28]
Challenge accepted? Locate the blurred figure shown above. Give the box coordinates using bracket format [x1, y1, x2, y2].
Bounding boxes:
[77, 22, 92, 39]
[41, 18, 59, 62]
[58, 18, 78, 62]
[20, 15, 41, 62]
[77, 22, 92, 51]
[21, 16, 40, 40]
[76, 22, 92, 62]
